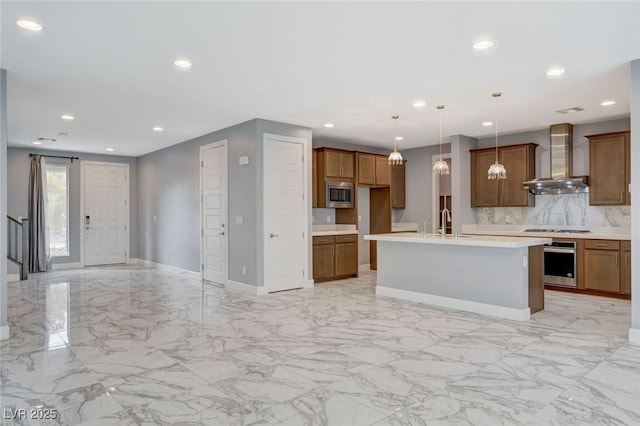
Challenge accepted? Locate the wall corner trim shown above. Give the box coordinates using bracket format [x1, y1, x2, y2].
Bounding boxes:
[0, 325, 9, 340]
[629, 328, 640, 346]
[303, 279, 314, 289]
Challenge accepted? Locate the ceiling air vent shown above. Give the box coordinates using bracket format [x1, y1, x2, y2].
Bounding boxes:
[555, 106, 584, 115]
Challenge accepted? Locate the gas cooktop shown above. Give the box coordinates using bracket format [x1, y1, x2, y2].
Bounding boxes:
[523, 229, 591, 234]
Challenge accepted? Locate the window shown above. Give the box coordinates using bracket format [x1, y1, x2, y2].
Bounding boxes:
[46, 164, 69, 257]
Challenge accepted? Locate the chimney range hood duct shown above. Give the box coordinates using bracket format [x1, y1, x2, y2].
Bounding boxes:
[523, 123, 589, 195]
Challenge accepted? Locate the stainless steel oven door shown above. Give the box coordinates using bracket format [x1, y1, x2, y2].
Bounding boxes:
[544, 243, 577, 287]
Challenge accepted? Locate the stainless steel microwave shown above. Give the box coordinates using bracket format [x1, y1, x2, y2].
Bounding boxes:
[326, 182, 354, 208]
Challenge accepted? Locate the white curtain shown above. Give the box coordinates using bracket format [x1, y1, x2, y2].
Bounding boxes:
[28, 155, 50, 271]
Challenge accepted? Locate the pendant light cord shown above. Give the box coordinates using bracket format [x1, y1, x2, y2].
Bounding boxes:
[494, 93, 500, 163]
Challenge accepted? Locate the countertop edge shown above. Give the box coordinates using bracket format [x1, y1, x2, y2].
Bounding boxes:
[365, 233, 552, 248]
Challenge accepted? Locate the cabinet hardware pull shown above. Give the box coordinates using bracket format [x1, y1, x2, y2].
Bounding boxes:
[595, 244, 608, 247]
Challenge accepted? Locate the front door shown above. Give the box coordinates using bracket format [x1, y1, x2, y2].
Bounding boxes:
[82, 162, 128, 266]
[264, 134, 307, 292]
[201, 141, 228, 284]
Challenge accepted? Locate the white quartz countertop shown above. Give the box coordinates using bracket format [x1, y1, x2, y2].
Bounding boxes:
[461, 225, 630, 240]
[392, 223, 418, 232]
[365, 232, 552, 248]
[312, 224, 358, 236]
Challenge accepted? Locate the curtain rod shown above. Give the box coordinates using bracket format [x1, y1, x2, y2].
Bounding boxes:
[29, 153, 80, 163]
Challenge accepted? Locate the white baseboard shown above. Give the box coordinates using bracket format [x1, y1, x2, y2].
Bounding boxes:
[7, 273, 20, 282]
[629, 328, 640, 346]
[126, 258, 139, 265]
[376, 286, 531, 322]
[51, 262, 83, 271]
[227, 279, 266, 295]
[359, 264, 371, 272]
[137, 259, 201, 279]
[0, 325, 9, 340]
[303, 279, 315, 289]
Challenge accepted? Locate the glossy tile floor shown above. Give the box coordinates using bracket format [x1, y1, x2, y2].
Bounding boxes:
[1, 266, 639, 425]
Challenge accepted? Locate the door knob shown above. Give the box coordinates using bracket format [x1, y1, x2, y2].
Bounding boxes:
[269, 233, 279, 238]
[218, 231, 225, 236]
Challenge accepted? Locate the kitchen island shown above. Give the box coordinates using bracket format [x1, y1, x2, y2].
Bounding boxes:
[364, 233, 551, 321]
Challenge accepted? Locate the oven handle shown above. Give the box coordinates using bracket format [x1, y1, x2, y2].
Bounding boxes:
[544, 248, 576, 254]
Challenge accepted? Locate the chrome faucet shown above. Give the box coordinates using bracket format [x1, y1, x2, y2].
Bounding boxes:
[441, 207, 451, 238]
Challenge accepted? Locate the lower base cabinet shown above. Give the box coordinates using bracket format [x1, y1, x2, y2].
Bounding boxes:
[313, 234, 358, 282]
[583, 239, 630, 295]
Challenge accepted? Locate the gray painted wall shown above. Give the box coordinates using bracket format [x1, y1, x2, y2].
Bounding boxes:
[630, 59, 639, 335]
[137, 118, 312, 286]
[392, 144, 449, 230]
[6, 147, 138, 273]
[1, 69, 8, 332]
[451, 135, 478, 233]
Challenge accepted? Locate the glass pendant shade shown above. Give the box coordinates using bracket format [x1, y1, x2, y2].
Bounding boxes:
[388, 150, 403, 165]
[433, 158, 450, 175]
[433, 104, 450, 175]
[488, 161, 507, 180]
[487, 92, 507, 180]
[388, 114, 403, 165]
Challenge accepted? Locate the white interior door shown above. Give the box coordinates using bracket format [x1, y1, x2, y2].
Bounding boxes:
[264, 135, 307, 292]
[83, 162, 128, 266]
[201, 142, 228, 284]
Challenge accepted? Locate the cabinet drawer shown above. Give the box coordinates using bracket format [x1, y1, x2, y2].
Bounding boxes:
[622, 240, 631, 251]
[313, 236, 335, 245]
[335, 234, 357, 243]
[585, 240, 620, 250]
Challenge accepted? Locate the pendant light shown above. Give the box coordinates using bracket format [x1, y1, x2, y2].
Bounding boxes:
[388, 115, 403, 165]
[487, 92, 507, 180]
[432, 104, 450, 175]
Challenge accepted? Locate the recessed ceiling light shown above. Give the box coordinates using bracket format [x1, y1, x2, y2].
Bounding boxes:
[473, 40, 494, 50]
[17, 20, 43, 31]
[153, 126, 164, 132]
[105, 148, 114, 152]
[61, 114, 74, 120]
[482, 121, 494, 127]
[413, 100, 427, 108]
[323, 123, 334, 128]
[546, 67, 565, 77]
[32, 141, 43, 145]
[600, 100, 616, 106]
[395, 136, 404, 141]
[174, 59, 192, 69]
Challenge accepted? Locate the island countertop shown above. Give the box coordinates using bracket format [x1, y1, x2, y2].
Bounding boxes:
[365, 232, 551, 248]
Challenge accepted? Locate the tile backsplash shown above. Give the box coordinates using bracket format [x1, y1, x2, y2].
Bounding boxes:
[477, 193, 630, 228]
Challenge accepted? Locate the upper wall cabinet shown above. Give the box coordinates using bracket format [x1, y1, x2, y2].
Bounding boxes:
[358, 153, 391, 187]
[316, 148, 355, 180]
[587, 131, 630, 206]
[470, 143, 537, 207]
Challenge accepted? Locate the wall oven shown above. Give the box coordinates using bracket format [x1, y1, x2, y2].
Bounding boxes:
[544, 241, 577, 288]
[325, 181, 354, 208]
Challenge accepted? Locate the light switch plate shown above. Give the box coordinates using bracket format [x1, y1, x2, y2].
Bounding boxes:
[235, 216, 243, 225]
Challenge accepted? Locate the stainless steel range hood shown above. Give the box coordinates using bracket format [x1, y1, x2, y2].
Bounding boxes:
[523, 123, 589, 195]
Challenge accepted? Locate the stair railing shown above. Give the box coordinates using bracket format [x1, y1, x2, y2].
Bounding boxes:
[7, 216, 28, 280]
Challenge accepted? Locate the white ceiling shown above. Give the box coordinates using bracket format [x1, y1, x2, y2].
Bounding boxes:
[2, 1, 639, 157]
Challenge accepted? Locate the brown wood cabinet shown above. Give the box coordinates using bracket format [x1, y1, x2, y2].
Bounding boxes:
[584, 239, 622, 293]
[312, 149, 318, 208]
[470, 143, 536, 207]
[391, 160, 406, 208]
[622, 240, 631, 296]
[587, 131, 630, 206]
[313, 234, 358, 282]
[358, 153, 391, 187]
[316, 148, 355, 180]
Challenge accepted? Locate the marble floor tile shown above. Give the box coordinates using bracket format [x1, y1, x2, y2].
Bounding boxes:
[1, 266, 638, 426]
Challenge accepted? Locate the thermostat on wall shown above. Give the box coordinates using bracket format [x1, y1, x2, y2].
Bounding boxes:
[239, 156, 250, 166]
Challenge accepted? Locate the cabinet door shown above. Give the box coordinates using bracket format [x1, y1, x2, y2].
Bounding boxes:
[375, 156, 391, 186]
[584, 249, 621, 292]
[335, 242, 358, 276]
[622, 250, 631, 295]
[340, 152, 355, 179]
[471, 150, 499, 207]
[313, 244, 335, 280]
[589, 134, 627, 205]
[324, 150, 342, 178]
[391, 161, 406, 208]
[500, 146, 532, 207]
[358, 154, 376, 185]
